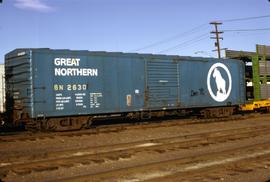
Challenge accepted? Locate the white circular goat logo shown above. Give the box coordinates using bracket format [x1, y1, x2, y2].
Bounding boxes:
[207, 63, 232, 102]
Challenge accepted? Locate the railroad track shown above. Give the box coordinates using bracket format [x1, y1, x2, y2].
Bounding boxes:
[58, 142, 270, 182]
[1, 123, 270, 182]
[151, 152, 270, 182]
[0, 113, 259, 143]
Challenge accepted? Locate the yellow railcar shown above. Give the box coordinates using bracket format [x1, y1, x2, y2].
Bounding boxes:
[240, 99, 270, 112]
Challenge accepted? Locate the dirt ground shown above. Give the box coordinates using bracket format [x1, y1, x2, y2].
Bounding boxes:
[1, 114, 270, 182]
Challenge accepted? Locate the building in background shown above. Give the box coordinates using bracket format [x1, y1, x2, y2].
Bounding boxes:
[0, 64, 5, 112]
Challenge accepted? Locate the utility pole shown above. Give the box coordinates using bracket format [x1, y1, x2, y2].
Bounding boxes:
[210, 22, 223, 59]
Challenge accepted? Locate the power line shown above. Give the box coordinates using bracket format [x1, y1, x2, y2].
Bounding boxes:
[132, 14, 270, 54]
[221, 14, 270, 22]
[157, 33, 209, 53]
[225, 31, 270, 37]
[172, 36, 209, 51]
[224, 28, 270, 32]
[131, 23, 208, 52]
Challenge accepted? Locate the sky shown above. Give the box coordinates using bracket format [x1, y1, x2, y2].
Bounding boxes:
[0, 0, 269, 63]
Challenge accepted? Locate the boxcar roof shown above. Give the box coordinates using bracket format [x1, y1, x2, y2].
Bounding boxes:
[6, 48, 238, 63]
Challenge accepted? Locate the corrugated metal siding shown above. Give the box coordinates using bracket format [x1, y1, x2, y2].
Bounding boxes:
[5, 52, 33, 118]
[146, 60, 179, 108]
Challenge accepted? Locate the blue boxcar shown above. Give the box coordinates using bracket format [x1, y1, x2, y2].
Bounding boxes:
[5, 49, 245, 128]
